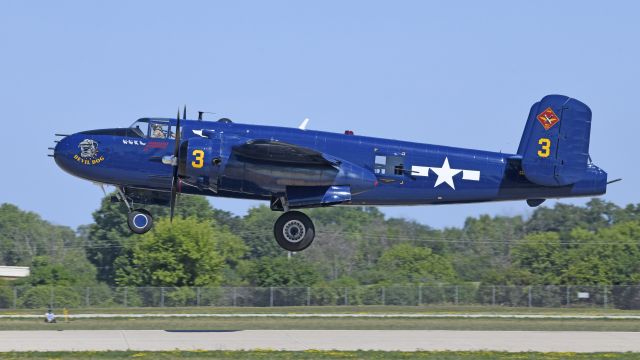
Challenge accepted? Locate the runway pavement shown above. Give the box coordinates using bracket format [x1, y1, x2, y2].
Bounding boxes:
[1, 330, 639, 352]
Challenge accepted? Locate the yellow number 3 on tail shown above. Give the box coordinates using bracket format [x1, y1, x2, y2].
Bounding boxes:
[537, 138, 551, 158]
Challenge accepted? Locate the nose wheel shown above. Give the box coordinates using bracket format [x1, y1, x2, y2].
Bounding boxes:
[127, 209, 154, 234]
[274, 211, 315, 251]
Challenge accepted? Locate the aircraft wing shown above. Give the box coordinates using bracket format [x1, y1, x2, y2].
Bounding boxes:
[232, 139, 341, 167]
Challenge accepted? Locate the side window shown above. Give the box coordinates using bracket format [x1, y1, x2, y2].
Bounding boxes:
[374, 156, 387, 175]
[150, 122, 170, 139]
[374, 154, 404, 176]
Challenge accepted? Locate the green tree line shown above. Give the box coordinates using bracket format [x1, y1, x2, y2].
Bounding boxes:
[1, 197, 640, 296]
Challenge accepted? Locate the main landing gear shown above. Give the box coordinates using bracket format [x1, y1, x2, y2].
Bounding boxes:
[116, 187, 154, 235]
[273, 211, 315, 252]
[115, 187, 316, 250]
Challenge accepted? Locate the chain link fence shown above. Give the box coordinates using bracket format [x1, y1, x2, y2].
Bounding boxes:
[1, 285, 639, 309]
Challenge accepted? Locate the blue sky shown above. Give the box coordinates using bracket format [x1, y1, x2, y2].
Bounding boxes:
[0, 1, 638, 229]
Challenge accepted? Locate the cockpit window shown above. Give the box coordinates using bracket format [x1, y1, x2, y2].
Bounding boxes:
[129, 119, 150, 138]
[150, 122, 170, 139]
[129, 119, 180, 139]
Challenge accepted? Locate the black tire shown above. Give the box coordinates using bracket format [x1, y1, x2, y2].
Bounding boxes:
[127, 209, 154, 234]
[273, 211, 315, 252]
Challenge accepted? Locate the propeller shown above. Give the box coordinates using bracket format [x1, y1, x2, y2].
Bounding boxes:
[169, 109, 182, 222]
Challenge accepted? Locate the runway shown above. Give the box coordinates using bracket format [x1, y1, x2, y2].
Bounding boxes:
[1, 330, 639, 352]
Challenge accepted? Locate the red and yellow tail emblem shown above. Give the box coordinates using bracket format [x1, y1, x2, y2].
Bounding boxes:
[536, 107, 560, 130]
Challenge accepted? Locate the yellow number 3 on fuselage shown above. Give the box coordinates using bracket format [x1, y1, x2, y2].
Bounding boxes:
[191, 149, 204, 168]
[537, 138, 551, 158]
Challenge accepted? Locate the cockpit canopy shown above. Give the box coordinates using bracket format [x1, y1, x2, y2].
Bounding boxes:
[129, 118, 180, 139]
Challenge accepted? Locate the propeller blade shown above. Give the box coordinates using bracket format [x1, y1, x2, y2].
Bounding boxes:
[183, 105, 187, 120]
[169, 109, 182, 222]
[170, 177, 178, 222]
[173, 109, 181, 159]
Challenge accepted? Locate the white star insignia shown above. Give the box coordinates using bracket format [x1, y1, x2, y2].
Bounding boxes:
[431, 157, 462, 189]
[410, 157, 481, 190]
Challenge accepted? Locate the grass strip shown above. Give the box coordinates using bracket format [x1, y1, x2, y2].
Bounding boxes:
[2, 306, 640, 316]
[1, 317, 639, 331]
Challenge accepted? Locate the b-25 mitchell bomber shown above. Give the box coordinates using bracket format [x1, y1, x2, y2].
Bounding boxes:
[53, 95, 610, 251]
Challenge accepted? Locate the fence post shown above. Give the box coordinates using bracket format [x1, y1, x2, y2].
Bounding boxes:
[307, 287, 311, 306]
[566, 286, 571, 307]
[85, 287, 90, 307]
[492, 286, 496, 306]
[124, 287, 128, 307]
[603, 285, 608, 309]
[270, 287, 274, 307]
[160, 287, 165, 307]
[196, 287, 201, 307]
[418, 284, 422, 306]
[455, 285, 459, 305]
[13, 287, 17, 309]
[381, 287, 385, 305]
[528, 286, 532, 308]
[344, 287, 348, 306]
[50, 287, 54, 309]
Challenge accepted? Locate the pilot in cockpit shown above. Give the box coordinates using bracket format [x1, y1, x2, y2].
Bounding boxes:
[151, 124, 165, 138]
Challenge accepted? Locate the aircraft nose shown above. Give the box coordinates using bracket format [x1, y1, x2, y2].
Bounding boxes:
[53, 134, 75, 172]
[53, 132, 110, 182]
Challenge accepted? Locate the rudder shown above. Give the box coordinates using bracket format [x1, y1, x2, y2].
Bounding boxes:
[517, 95, 592, 187]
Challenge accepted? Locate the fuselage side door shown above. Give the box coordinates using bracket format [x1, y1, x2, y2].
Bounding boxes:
[373, 149, 408, 184]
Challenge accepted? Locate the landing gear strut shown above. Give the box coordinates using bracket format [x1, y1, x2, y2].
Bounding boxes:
[274, 211, 315, 251]
[116, 187, 154, 235]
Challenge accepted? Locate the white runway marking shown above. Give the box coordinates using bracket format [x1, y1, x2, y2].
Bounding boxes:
[2, 313, 640, 319]
[1, 330, 640, 352]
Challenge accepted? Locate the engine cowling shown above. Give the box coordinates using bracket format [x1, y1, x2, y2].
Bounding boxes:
[178, 136, 229, 192]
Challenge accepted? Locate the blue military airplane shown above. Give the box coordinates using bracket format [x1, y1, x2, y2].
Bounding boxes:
[53, 95, 610, 251]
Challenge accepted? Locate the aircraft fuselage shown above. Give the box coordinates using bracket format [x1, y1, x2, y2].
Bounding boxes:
[54, 118, 607, 207]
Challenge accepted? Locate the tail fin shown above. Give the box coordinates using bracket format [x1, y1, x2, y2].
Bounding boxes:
[517, 95, 592, 187]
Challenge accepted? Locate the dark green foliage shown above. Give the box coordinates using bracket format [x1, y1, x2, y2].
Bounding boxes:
[377, 244, 456, 284]
[0, 285, 13, 308]
[19, 254, 97, 287]
[246, 256, 321, 287]
[3, 197, 640, 299]
[450, 214, 524, 281]
[18, 286, 82, 308]
[238, 205, 283, 259]
[83, 194, 238, 285]
[0, 203, 80, 266]
[115, 217, 244, 287]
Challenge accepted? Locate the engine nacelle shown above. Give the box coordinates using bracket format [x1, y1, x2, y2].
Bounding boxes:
[178, 136, 229, 192]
